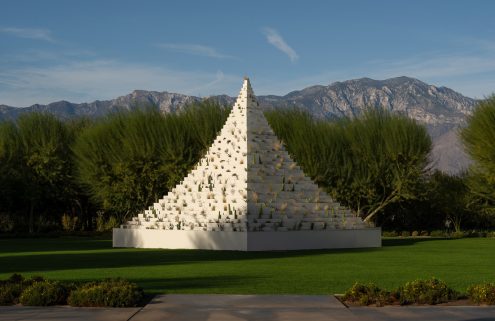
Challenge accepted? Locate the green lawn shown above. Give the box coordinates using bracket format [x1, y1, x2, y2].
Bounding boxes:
[0, 237, 494, 294]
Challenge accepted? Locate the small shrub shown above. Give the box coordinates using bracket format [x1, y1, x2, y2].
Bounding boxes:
[0, 274, 40, 305]
[342, 282, 393, 306]
[430, 230, 446, 237]
[0, 283, 24, 305]
[487, 231, 495, 238]
[382, 231, 398, 237]
[420, 230, 429, 236]
[401, 231, 411, 237]
[0, 214, 15, 232]
[68, 279, 143, 307]
[7, 273, 24, 284]
[451, 231, 465, 239]
[398, 278, 457, 305]
[411, 231, 419, 237]
[468, 283, 495, 305]
[61, 213, 78, 232]
[19, 281, 68, 306]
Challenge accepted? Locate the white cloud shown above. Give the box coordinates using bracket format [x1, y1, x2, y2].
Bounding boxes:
[262, 27, 299, 63]
[0, 27, 55, 42]
[370, 55, 495, 80]
[156, 43, 233, 59]
[0, 60, 240, 106]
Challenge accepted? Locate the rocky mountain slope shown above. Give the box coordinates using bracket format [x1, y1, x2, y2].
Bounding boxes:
[0, 76, 478, 174]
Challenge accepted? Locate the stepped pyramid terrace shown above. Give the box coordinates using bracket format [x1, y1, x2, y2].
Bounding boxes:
[113, 77, 381, 250]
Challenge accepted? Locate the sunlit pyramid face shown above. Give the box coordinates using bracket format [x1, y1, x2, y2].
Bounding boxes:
[114, 77, 380, 250]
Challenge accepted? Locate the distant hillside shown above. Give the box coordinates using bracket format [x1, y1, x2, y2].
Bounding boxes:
[0, 76, 478, 174]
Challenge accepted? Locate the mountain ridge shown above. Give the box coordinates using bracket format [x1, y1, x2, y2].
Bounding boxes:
[0, 76, 478, 174]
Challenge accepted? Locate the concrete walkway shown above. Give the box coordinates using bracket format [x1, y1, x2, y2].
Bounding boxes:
[1, 295, 495, 321]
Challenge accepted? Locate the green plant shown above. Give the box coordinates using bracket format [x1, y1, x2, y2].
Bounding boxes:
[61, 213, 78, 232]
[342, 282, 393, 306]
[382, 231, 398, 237]
[468, 283, 495, 305]
[0, 274, 43, 305]
[398, 278, 457, 305]
[451, 231, 465, 239]
[430, 230, 446, 237]
[0, 283, 23, 305]
[401, 231, 411, 237]
[19, 280, 68, 306]
[96, 213, 119, 232]
[68, 279, 144, 307]
[266, 108, 431, 224]
[461, 95, 495, 211]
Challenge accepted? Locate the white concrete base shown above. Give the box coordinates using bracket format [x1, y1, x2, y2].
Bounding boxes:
[113, 228, 381, 251]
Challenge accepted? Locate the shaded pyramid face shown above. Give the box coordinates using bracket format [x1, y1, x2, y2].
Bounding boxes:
[125, 78, 366, 232]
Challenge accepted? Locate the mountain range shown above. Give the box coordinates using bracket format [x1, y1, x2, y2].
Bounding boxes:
[0, 76, 478, 174]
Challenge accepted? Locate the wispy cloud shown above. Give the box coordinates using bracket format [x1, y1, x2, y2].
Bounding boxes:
[156, 43, 233, 59]
[370, 54, 495, 80]
[0, 27, 55, 42]
[0, 59, 239, 106]
[262, 27, 299, 63]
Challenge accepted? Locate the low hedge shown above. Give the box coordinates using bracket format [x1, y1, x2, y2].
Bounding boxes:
[342, 283, 396, 306]
[0, 274, 144, 307]
[468, 283, 495, 305]
[19, 281, 68, 306]
[68, 279, 144, 307]
[398, 278, 458, 305]
[343, 278, 466, 306]
[0, 274, 44, 305]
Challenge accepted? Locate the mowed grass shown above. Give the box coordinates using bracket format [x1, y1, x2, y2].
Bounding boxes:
[0, 237, 494, 294]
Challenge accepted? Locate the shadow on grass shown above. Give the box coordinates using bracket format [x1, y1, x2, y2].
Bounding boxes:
[382, 237, 453, 247]
[0, 237, 112, 254]
[0, 245, 383, 274]
[135, 275, 262, 294]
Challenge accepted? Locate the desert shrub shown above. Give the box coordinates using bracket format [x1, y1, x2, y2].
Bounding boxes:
[0, 274, 37, 305]
[0, 214, 15, 233]
[451, 231, 465, 239]
[68, 279, 143, 307]
[19, 280, 68, 306]
[342, 282, 394, 306]
[430, 230, 446, 237]
[401, 231, 411, 237]
[468, 283, 495, 305]
[95, 213, 119, 232]
[411, 231, 419, 237]
[398, 278, 457, 305]
[61, 213, 79, 232]
[488, 231, 495, 238]
[0, 283, 24, 305]
[382, 231, 398, 237]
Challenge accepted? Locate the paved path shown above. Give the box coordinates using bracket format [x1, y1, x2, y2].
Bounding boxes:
[0, 305, 141, 321]
[1, 295, 495, 321]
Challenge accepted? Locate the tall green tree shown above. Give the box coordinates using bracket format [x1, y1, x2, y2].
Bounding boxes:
[0, 122, 22, 217]
[461, 95, 495, 224]
[266, 108, 432, 224]
[16, 113, 73, 232]
[73, 102, 228, 221]
[461, 95, 495, 202]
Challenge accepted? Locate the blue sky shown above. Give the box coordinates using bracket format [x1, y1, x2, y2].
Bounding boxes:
[1, 0, 494, 106]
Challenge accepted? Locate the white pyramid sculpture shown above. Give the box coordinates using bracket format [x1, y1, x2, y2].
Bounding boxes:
[113, 77, 381, 250]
